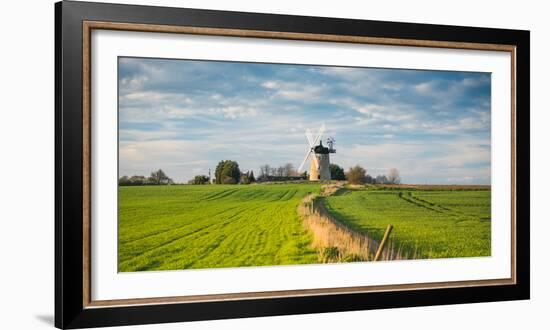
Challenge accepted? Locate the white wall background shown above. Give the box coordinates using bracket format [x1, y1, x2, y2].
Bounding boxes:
[0, 0, 546, 329]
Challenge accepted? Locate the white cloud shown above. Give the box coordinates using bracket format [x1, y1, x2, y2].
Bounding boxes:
[120, 75, 149, 90]
[333, 140, 490, 184]
[415, 82, 433, 94]
[261, 80, 279, 89]
[261, 79, 325, 102]
[414, 76, 489, 105]
[117, 58, 491, 184]
[215, 106, 258, 119]
[356, 104, 386, 115]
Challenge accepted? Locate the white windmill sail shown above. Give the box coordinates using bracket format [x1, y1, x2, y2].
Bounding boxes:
[298, 123, 325, 173]
[311, 123, 325, 147]
[297, 148, 315, 173]
[305, 128, 314, 147]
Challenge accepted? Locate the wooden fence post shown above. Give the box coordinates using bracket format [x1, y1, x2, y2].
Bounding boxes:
[374, 224, 393, 261]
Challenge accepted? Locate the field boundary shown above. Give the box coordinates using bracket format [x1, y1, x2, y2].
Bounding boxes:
[299, 184, 403, 262]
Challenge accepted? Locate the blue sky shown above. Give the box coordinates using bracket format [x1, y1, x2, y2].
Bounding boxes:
[118, 57, 491, 184]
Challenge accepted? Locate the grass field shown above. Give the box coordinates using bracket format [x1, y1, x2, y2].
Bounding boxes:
[118, 184, 321, 272]
[119, 184, 491, 272]
[322, 187, 491, 259]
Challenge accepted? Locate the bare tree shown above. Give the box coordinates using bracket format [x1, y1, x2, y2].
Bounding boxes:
[283, 163, 295, 177]
[388, 168, 401, 184]
[375, 174, 388, 184]
[149, 169, 171, 185]
[258, 164, 271, 180]
[276, 166, 285, 177]
[259, 164, 271, 178]
[346, 165, 366, 184]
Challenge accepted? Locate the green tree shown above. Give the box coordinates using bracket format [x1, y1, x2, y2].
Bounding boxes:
[214, 161, 225, 183]
[118, 176, 130, 185]
[129, 175, 147, 185]
[364, 174, 374, 184]
[329, 164, 346, 180]
[191, 175, 209, 185]
[346, 165, 366, 184]
[215, 160, 241, 184]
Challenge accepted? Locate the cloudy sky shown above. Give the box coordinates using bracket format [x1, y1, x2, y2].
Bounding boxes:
[118, 57, 491, 184]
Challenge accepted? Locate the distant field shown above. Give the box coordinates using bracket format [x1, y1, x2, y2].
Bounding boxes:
[118, 184, 320, 272]
[323, 188, 491, 259]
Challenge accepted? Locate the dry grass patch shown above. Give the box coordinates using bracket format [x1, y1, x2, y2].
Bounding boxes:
[299, 193, 403, 263]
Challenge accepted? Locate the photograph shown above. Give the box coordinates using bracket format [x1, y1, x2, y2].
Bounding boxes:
[49, 1, 532, 328]
[117, 57, 492, 272]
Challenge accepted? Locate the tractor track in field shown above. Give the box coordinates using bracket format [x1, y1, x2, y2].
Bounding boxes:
[120, 218, 233, 266]
[120, 186, 314, 270]
[398, 191, 448, 214]
[119, 203, 268, 266]
[120, 205, 244, 245]
[203, 188, 241, 201]
[398, 191, 480, 222]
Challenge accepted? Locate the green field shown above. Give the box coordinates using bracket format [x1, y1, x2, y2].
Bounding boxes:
[118, 184, 321, 272]
[119, 184, 491, 272]
[323, 188, 491, 258]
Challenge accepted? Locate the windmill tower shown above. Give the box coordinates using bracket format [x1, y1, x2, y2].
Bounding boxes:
[298, 124, 336, 181]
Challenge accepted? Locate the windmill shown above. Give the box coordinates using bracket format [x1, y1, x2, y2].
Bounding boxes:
[298, 123, 336, 181]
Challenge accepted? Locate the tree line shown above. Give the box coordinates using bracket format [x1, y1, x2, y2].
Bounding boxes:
[119, 169, 173, 186]
[345, 165, 401, 185]
[119, 163, 401, 186]
[258, 163, 304, 179]
[187, 160, 257, 185]
[191, 160, 307, 185]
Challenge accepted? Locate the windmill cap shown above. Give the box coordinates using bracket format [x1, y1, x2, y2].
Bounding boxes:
[314, 143, 330, 154]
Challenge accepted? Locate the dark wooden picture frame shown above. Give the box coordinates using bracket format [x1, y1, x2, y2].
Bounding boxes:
[55, 1, 530, 328]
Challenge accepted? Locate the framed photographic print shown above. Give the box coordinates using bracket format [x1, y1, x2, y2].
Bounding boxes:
[55, 1, 530, 328]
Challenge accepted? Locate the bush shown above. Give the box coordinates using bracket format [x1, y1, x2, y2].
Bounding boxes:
[190, 175, 209, 185]
[119, 175, 147, 186]
[329, 164, 346, 180]
[341, 254, 365, 262]
[320, 246, 340, 263]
